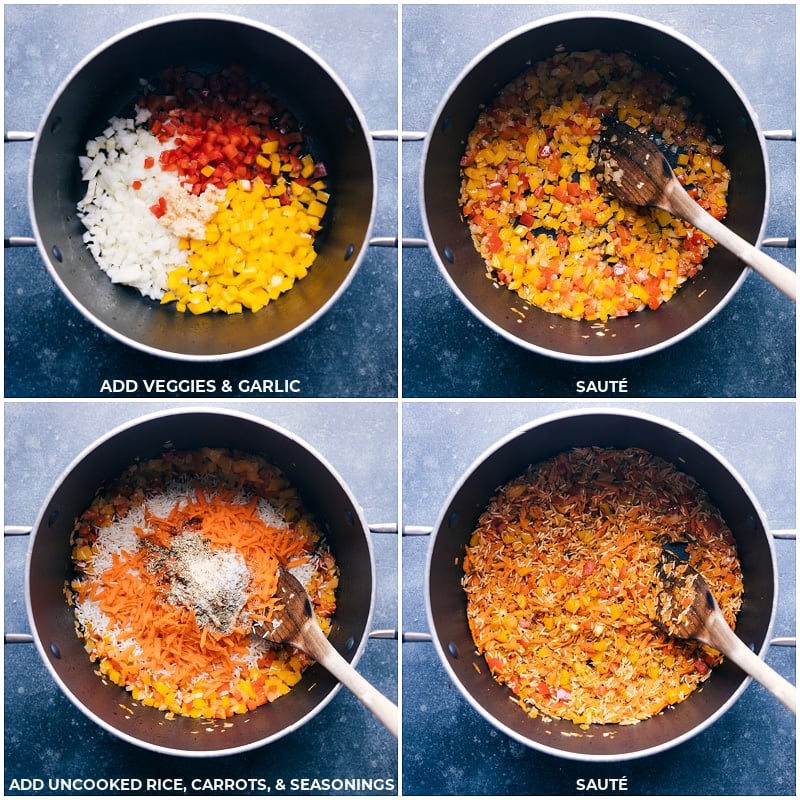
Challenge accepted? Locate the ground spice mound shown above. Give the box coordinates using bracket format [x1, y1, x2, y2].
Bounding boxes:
[462, 446, 743, 726]
[459, 50, 730, 321]
[163, 531, 250, 634]
[67, 447, 339, 721]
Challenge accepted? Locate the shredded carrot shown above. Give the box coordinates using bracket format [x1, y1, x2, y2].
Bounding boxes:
[67, 448, 338, 720]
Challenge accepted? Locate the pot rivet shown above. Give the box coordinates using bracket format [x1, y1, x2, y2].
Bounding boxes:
[49, 642, 61, 659]
[440, 116, 452, 134]
[344, 243, 355, 261]
[344, 509, 356, 526]
[345, 116, 357, 135]
[345, 636, 356, 653]
[51, 245, 63, 263]
[443, 246, 454, 264]
[447, 641, 459, 659]
[447, 510, 459, 528]
[49, 116, 62, 135]
[47, 509, 59, 527]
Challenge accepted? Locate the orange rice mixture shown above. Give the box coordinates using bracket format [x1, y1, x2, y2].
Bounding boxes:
[67, 448, 338, 721]
[462, 447, 743, 726]
[459, 50, 731, 321]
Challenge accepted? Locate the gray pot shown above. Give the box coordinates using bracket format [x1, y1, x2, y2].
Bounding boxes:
[425, 408, 777, 761]
[25, 408, 375, 756]
[29, 14, 376, 361]
[421, 12, 769, 361]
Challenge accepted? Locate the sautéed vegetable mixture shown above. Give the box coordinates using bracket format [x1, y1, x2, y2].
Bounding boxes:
[462, 447, 743, 726]
[67, 448, 338, 720]
[459, 51, 731, 321]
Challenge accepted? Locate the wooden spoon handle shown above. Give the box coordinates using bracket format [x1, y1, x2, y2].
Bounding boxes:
[303, 621, 399, 737]
[665, 181, 797, 301]
[706, 612, 796, 714]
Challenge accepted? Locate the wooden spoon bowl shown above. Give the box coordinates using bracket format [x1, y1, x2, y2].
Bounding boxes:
[254, 568, 399, 737]
[595, 121, 796, 300]
[655, 549, 796, 714]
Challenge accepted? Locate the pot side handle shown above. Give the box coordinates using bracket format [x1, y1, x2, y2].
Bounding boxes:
[4, 130, 35, 142]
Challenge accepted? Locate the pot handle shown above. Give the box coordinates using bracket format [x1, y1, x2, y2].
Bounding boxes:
[4, 633, 34, 644]
[368, 237, 429, 248]
[402, 525, 433, 536]
[402, 632, 433, 643]
[4, 130, 34, 142]
[371, 130, 426, 142]
[368, 522, 397, 534]
[4, 525, 32, 535]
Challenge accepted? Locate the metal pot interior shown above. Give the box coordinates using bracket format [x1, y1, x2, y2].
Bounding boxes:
[421, 14, 768, 361]
[426, 410, 776, 761]
[26, 410, 374, 756]
[30, 15, 375, 360]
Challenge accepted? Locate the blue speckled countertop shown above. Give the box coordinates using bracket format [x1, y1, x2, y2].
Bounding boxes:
[402, 401, 796, 795]
[402, 4, 796, 398]
[5, 401, 398, 794]
[4, 4, 398, 399]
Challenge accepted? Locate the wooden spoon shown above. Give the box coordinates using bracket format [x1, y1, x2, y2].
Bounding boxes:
[595, 121, 796, 300]
[254, 568, 398, 737]
[654, 549, 796, 714]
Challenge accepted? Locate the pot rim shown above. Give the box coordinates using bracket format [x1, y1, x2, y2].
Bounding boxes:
[24, 405, 377, 757]
[419, 10, 771, 363]
[424, 406, 778, 762]
[27, 12, 378, 362]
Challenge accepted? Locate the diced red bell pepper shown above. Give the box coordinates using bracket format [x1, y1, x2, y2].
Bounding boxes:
[149, 196, 167, 219]
[486, 233, 503, 254]
[140, 66, 318, 194]
[553, 185, 571, 204]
